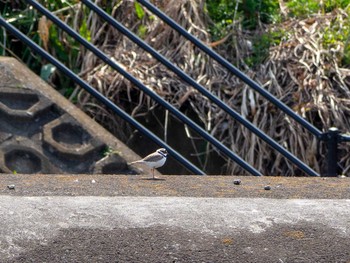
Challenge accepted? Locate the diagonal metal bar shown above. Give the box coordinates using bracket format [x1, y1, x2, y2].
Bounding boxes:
[22, 0, 263, 176]
[0, 15, 205, 175]
[81, 0, 319, 177]
[137, 0, 323, 139]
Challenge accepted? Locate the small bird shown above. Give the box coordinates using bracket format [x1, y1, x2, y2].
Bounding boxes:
[129, 148, 168, 179]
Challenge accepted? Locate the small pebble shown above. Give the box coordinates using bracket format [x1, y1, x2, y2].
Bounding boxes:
[264, 185, 271, 190]
[233, 179, 241, 185]
[91, 179, 96, 184]
[7, 185, 15, 190]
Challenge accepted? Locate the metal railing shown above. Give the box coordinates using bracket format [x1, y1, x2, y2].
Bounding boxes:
[1, 0, 347, 176]
[135, 0, 350, 177]
[0, 2, 262, 176]
[137, 0, 322, 137]
[0, 15, 205, 175]
[80, 0, 320, 177]
[25, 0, 267, 176]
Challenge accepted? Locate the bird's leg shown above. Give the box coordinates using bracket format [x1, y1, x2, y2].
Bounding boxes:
[152, 168, 154, 179]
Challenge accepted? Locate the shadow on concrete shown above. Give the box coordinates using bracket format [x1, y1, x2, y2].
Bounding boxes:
[4, 223, 349, 263]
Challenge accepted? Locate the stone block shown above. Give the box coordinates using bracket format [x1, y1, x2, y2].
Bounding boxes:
[0, 57, 142, 175]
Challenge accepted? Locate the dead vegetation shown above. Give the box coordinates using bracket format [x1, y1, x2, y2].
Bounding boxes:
[75, 0, 350, 175]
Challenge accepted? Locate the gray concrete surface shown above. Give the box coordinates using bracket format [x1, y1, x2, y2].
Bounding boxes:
[1, 195, 350, 262]
[1, 174, 350, 262]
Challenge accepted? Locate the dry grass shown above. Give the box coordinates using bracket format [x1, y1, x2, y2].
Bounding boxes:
[75, 0, 350, 176]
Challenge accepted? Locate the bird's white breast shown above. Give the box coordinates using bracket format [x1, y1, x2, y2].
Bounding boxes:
[146, 157, 166, 169]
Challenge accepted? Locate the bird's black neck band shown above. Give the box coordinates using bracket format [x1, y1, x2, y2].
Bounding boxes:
[158, 151, 167, 158]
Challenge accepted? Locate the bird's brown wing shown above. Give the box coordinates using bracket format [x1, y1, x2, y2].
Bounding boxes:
[142, 153, 164, 162]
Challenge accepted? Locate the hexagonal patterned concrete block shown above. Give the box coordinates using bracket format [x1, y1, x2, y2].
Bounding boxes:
[94, 154, 131, 174]
[0, 87, 53, 121]
[0, 139, 59, 174]
[43, 114, 106, 161]
[0, 57, 146, 175]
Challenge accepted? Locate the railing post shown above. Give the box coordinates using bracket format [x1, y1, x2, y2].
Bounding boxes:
[325, 127, 341, 177]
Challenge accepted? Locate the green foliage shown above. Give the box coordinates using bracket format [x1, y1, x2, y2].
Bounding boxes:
[103, 146, 114, 157]
[240, 0, 281, 29]
[285, 0, 320, 17]
[323, 0, 350, 12]
[103, 146, 122, 157]
[133, 2, 148, 39]
[205, 0, 235, 40]
[322, 6, 350, 66]
[134, 2, 145, 20]
[0, 0, 83, 97]
[137, 24, 148, 39]
[205, 0, 350, 67]
[276, 0, 350, 67]
[206, 0, 236, 25]
[286, 0, 350, 18]
[40, 63, 56, 81]
[342, 46, 350, 67]
[206, 0, 281, 40]
[245, 28, 286, 66]
[205, 0, 283, 67]
[79, 20, 91, 42]
[1, 2, 41, 70]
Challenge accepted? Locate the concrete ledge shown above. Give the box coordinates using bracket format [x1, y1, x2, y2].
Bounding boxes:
[1, 174, 349, 198]
[1, 175, 350, 262]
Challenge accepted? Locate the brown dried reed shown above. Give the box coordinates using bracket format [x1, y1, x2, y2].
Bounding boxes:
[76, 0, 350, 176]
